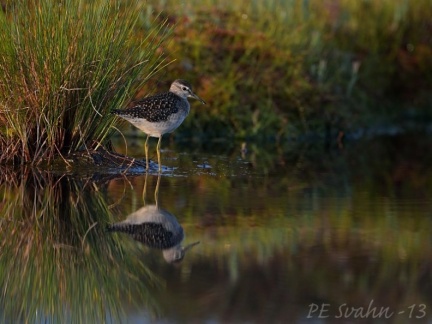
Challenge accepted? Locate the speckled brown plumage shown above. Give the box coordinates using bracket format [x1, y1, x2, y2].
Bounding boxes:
[112, 92, 187, 123]
[106, 222, 184, 249]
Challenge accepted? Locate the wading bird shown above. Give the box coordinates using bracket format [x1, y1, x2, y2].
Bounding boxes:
[112, 79, 206, 171]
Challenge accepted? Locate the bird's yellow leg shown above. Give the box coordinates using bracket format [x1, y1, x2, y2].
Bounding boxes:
[154, 173, 161, 207]
[144, 135, 150, 171]
[156, 136, 162, 172]
[142, 172, 148, 204]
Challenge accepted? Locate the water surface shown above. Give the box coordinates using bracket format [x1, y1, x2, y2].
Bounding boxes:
[1, 134, 432, 323]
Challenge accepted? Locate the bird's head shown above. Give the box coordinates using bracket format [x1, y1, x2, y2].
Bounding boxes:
[170, 79, 206, 104]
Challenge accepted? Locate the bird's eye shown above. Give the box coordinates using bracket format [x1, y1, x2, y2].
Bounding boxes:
[182, 87, 188, 91]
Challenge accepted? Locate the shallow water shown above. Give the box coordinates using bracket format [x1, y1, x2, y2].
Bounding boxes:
[1, 134, 432, 323]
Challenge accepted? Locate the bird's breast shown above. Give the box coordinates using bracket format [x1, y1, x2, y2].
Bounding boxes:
[122, 106, 190, 137]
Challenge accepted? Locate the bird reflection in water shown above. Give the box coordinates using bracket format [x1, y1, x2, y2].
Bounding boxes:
[107, 174, 199, 263]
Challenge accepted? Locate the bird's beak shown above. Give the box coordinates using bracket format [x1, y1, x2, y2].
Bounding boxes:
[182, 241, 200, 252]
[191, 92, 206, 105]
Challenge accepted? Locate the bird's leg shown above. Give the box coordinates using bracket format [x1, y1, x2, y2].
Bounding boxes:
[144, 134, 150, 171]
[155, 173, 161, 207]
[142, 172, 148, 204]
[156, 136, 162, 172]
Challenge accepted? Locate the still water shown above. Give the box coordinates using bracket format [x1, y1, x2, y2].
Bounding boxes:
[1, 134, 432, 323]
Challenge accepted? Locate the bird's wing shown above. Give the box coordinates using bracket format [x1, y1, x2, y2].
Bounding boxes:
[107, 222, 180, 249]
[113, 92, 182, 122]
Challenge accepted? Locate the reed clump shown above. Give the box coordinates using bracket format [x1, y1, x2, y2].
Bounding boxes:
[0, 0, 170, 165]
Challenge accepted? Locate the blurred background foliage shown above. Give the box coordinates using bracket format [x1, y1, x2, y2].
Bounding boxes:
[0, 0, 430, 165]
[137, 0, 432, 141]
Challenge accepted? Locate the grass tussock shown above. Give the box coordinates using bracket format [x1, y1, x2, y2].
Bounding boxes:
[0, 0, 170, 165]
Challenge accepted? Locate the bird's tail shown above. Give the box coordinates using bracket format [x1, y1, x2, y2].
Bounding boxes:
[106, 223, 134, 234]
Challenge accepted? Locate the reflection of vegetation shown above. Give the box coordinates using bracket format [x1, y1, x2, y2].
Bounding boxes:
[0, 0, 169, 164]
[109, 135, 432, 321]
[0, 169, 161, 323]
[1, 134, 431, 321]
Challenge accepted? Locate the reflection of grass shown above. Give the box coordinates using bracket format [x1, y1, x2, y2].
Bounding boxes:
[0, 168, 161, 322]
[0, 0, 169, 164]
[106, 179, 432, 322]
[109, 135, 432, 275]
[106, 137, 432, 321]
[109, 147, 432, 266]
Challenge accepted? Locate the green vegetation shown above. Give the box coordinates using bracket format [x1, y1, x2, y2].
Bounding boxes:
[0, 0, 169, 165]
[0, 168, 161, 322]
[145, 0, 432, 139]
[0, 0, 431, 165]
